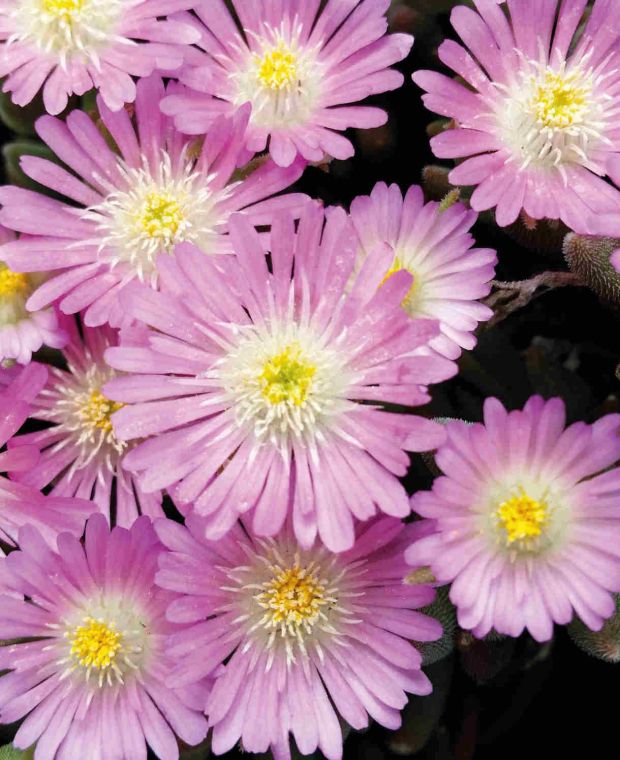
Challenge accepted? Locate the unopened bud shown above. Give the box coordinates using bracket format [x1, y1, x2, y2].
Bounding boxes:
[568, 595, 620, 662]
[422, 165, 454, 202]
[426, 118, 455, 139]
[414, 586, 457, 666]
[564, 234, 620, 306]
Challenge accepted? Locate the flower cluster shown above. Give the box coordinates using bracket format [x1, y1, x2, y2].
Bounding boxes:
[0, 1, 619, 759]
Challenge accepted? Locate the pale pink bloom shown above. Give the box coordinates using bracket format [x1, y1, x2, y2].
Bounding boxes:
[350, 183, 496, 360]
[161, 0, 413, 167]
[0, 361, 94, 545]
[9, 315, 161, 527]
[0, 0, 199, 115]
[0, 514, 209, 759]
[414, 0, 620, 229]
[0, 75, 308, 327]
[106, 204, 455, 552]
[156, 515, 440, 760]
[0, 225, 67, 364]
[407, 396, 620, 642]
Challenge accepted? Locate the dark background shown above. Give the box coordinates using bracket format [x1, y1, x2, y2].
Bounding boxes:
[1, 1, 618, 758]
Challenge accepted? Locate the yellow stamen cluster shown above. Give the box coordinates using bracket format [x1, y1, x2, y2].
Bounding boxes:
[256, 43, 299, 90]
[259, 343, 316, 406]
[0, 268, 29, 298]
[79, 389, 124, 434]
[69, 617, 122, 671]
[495, 487, 548, 546]
[138, 191, 185, 243]
[532, 70, 589, 129]
[41, 0, 86, 19]
[256, 565, 327, 633]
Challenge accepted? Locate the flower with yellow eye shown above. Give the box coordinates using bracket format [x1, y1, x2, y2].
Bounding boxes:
[408, 396, 620, 642]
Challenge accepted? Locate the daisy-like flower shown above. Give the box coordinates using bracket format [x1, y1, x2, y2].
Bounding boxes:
[0, 514, 209, 759]
[0, 225, 67, 365]
[0, 0, 199, 115]
[105, 205, 455, 552]
[0, 362, 94, 545]
[0, 75, 308, 327]
[155, 514, 441, 760]
[160, 0, 413, 167]
[9, 316, 161, 527]
[350, 183, 496, 360]
[414, 0, 620, 229]
[406, 396, 620, 642]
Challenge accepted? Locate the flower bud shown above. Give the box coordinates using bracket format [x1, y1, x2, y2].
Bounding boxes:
[564, 234, 620, 306]
[568, 595, 620, 662]
[414, 586, 457, 666]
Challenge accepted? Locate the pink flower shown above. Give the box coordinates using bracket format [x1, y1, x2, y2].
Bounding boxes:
[0, 225, 67, 364]
[407, 396, 620, 642]
[587, 155, 620, 271]
[160, 0, 413, 167]
[105, 204, 455, 552]
[9, 316, 161, 527]
[155, 514, 441, 760]
[0, 0, 199, 115]
[414, 0, 620, 230]
[0, 75, 308, 327]
[0, 514, 209, 759]
[0, 362, 93, 546]
[350, 183, 496, 360]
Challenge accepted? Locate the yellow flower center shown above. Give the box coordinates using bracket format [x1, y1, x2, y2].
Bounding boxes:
[138, 191, 185, 243]
[41, 0, 86, 19]
[0, 268, 30, 298]
[532, 70, 589, 129]
[259, 343, 316, 406]
[256, 43, 299, 90]
[256, 565, 328, 632]
[79, 389, 124, 434]
[495, 488, 548, 546]
[69, 617, 122, 671]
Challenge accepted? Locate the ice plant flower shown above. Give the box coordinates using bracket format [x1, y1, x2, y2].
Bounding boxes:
[350, 183, 496, 359]
[0, 361, 94, 545]
[0, 514, 209, 759]
[414, 0, 620, 229]
[155, 514, 441, 760]
[0, 75, 308, 327]
[8, 316, 161, 527]
[106, 205, 455, 551]
[160, 0, 413, 167]
[0, 0, 200, 115]
[0, 225, 67, 365]
[406, 396, 620, 641]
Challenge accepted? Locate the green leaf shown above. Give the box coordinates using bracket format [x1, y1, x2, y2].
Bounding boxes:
[0, 91, 44, 137]
[2, 140, 62, 196]
[0, 745, 34, 760]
